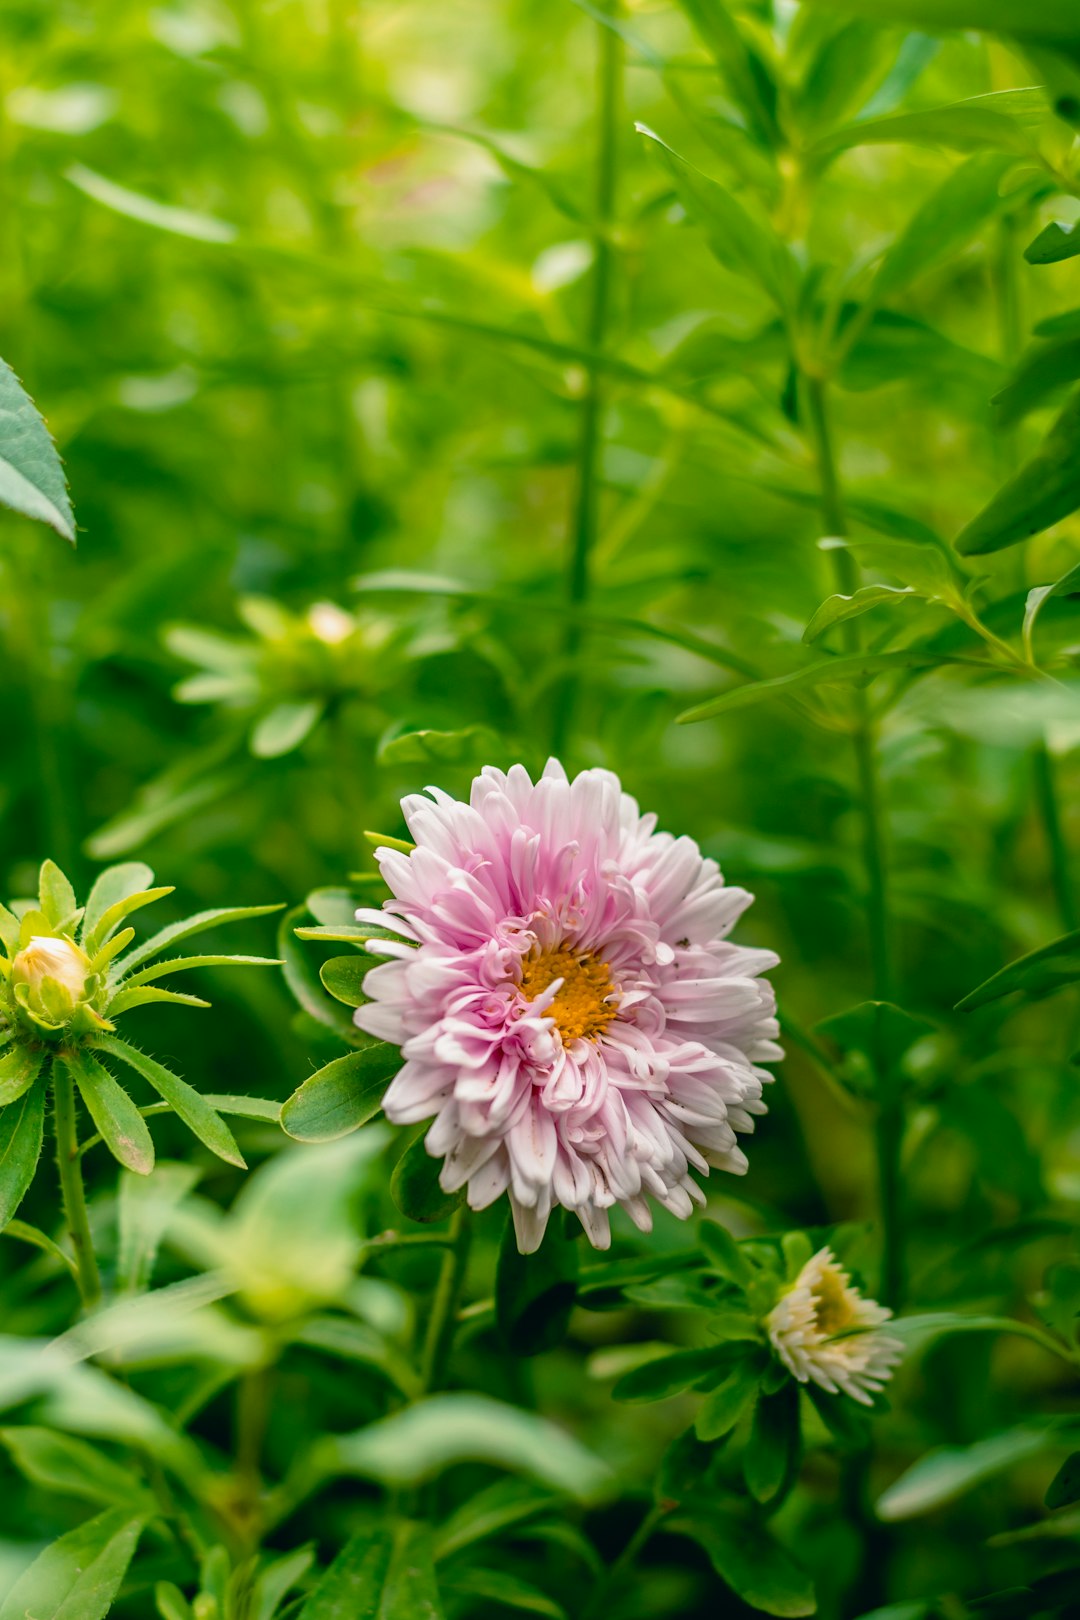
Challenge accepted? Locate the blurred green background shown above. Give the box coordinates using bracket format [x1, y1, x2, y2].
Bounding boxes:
[2, 1, 1080, 1615]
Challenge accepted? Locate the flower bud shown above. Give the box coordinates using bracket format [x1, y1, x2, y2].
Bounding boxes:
[11, 935, 91, 1023]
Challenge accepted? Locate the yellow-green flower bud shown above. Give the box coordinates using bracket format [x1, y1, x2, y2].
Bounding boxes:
[11, 935, 92, 1025]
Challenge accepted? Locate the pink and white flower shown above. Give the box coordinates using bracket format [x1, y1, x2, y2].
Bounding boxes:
[355, 760, 781, 1252]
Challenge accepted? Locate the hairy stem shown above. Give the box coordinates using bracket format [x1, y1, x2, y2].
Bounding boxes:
[550, 1, 621, 756]
[805, 374, 901, 1305]
[52, 1060, 102, 1309]
[419, 1203, 472, 1395]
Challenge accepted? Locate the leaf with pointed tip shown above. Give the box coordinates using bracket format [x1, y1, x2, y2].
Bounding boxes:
[117, 953, 282, 990]
[64, 1049, 155, 1176]
[0, 1046, 44, 1108]
[809, 89, 1044, 162]
[282, 1043, 399, 1142]
[678, 650, 977, 723]
[956, 929, 1080, 1010]
[391, 1129, 465, 1223]
[38, 860, 77, 928]
[298, 1521, 442, 1620]
[1, 1427, 154, 1510]
[877, 1427, 1049, 1521]
[250, 699, 325, 759]
[0, 1508, 145, 1620]
[1026, 219, 1080, 264]
[81, 863, 155, 946]
[1046, 1450, 1080, 1509]
[0, 356, 75, 542]
[84, 887, 174, 955]
[93, 1035, 244, 1167]
[121, 903, 284, 975]
[118, 1161, 201, 1293]
[803, 585, 922, 644]
[320, 956, 370, 1007]
[957, 387, 1080, 554]
[667, 1505, 816, 1617]
[67, 163, 237, 242]
[107, 987, 211, 1016]
[0, 1082, 45, 1228]
[1023, 561, 1080, 659]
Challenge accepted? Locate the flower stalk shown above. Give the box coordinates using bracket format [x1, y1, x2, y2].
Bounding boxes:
[51, 1059, 102, 1309]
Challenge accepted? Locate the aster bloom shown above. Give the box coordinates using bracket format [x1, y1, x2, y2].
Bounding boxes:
[354, 760, 782, 1252]
[765, 1246, 904, 1406]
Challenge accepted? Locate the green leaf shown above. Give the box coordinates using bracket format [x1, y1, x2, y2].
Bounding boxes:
[298, 1521, 443, 1620]
[391, 1130, 465, 1223]
[376, 723, 502, 766]
[1, 1427, 154, 1511]
[318, 1394, 612, 1502]
[636, 124, 796, 310]
[84, 887, 175, 955]
[0, 1508, 146, 1620]
[2, 1219, 78, 1276]
[744, 1382, 801, 1504]
[678, 650, 973, 723]
[1027, 218, 1080, 264]
[94, 1035, 244, 1167]
[0, 1082, 45, 1228]
[81, 863, 155, 947]
[1024, 560, 1080, 658]
[64, 1049, 155, 1176]
[117, 1161, 200, 1293]
[0, 1045, 44, 1108]
[38, 860, 77, 928]
[956, 928, 1080, 1009]
[817, 1000, 935, 1068]
[699, 1219, 753, 1286]
[106, 987, 211, 1016]
[116, 952, 282, 990]
[251, 1546, 316, 1620]
[496, 1217, 579, 1356]
[279, 904, 357, 1040]
[250, 699, 325, 759]
[282, 1043, 400, 1143]
[432, 1479, 558, 1562]
[667, 1507, 817, 1617]
[803, 585, 921, 644]
[442, 1569, 566, 1620]
[696, 1357, 763, 1442]
[676, 0, 780, 148]
[1046, 1450, 1080, 1508]
[0, 355, 75, 542]
[796, 0, 1080, 42]
[320, 956, 370, 1006]
[957, 388, 1080, 554]
[121, 902, 284, 975]
[612, 1346, 739, 1403]
[877, 1426, 1049, 1521]
[810, 89, 1044, 162]
[992, 332, 1080, 427]
[67, 163, 237, 242]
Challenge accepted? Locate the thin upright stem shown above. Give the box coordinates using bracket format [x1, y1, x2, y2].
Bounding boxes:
[52, 1059, 102, 1309]
[805, 374, 901, 1305]
[550, 2, 621, 756]
[419, 1204, 472, 1395]
[584, 1502, 668, 1620]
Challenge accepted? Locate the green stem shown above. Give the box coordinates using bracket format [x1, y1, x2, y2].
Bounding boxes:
[550, 0, 621, 756]
[52, 1060, 102, 1309]
[805, 374, 901, 1305]
[419, 1204, 472, 1395]
[584, 1502, 668, 1620]
[1033, 741, 1078, 933]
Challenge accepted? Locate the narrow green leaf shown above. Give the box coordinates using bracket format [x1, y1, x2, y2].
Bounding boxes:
[299, 1521, 443, 1620]
[376, 723, 502, 767]
[957, 386, 1080, 554]
[2, 1219, 78, 1275]
[744, 1382, 801, 1504]
[117, 953, 282, 990]
[696, 1357, 762, 1442]
[391, 1130, 465, 1223]
[282, 1044, 400, 1143]
[699, 1220, 754, 1286]
[67, 163, 237, 242]
[636, 123, 796, 311]
[250, 699, 325, 759]
[810, 90, 1044, 162]
[667, 1507, 817, 1617]
[0, 1082, 45, 1228]
[0, 356, 75, 543]
[0, 1508, 146, 1620]
[64, 1050, 155, 1176]
[1027, 218, 1080, 264]
[0, 1045, 44, 1108]
[1, 1427, 154, 1510]
[85, 886, 175, 954]
[612, 1346, 737, 1403]
[107, 987, 211, 1015]
[93, 1035, 244, 1167]
[678, 651, 973, 724]
[803, 585, 921, 644]
[956, 928, 1080, 1009]
[992, 332, 1080, 426]
[877, 1427, 1049, 1521]
[81, 863, 155, 947]
[121, 902, 284, 975]
[442, 1569, 565, 1620]
[318, 1394, 612, 1502]
[0, 903, 20, 953]
[797, 0, 1080, 43]
[1024, 561, 1080, 658]
[118, 1161, 200, 1293]
[279, 904, 357, 1039]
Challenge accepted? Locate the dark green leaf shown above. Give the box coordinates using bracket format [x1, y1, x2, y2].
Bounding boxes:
[696, 1357, 762, 1442]
[0, 1045, 44, 1108]
[1027, 219, 1080, 264]
[496, 1218, 579, 1356]
[797, 0, 1080, 41]
[667, 1507, 817, 1617]
[1, 1427, 153, 1510]
[956, 388, 1080, 554]
[391, 1130, 465, 1224]
[0, 356, 75, 542]
[678, 650, 975, 723]
[299, 1521, 443, 1620]
[956, 928, 1080, 1009]
[0, 1081, 46, 1228]
[612, 1346, 738, 1403]
[1046, 1450, 1080, 1508]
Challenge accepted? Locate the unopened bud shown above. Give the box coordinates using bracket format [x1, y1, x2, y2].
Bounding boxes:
[11, 935, 90, 1008]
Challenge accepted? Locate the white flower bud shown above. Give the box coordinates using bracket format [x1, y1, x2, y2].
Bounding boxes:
[765, 1247, 903, 1406]
[11, 935, 90, 1005]
[306, 602, 354, 645]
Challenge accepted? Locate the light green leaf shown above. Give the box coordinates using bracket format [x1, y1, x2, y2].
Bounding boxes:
[1024, 560, 1080, 658]
[121, 903, 284, 975]
[0, 1508, 146, 1620]
[0, 1046, 44, 1108]
[64, 1050, 155, 1176]
[797, 0, 1080, 41]
[316, 1395, 612, 1502]
[250, 699, 325, 759]
[67, 163, 237, 242]
[117, 952, 282, 990]
[678, 650, 975, 723]
[376, 723, 502, 767]
[117, 1161, 200, 1293]
[0, 1083, 46, 1228]
[810, 89, 1044, 161]
[299, 1521, 443, 1620]
[38, 861, 78, 928]
[803, 584, 921, 644]
[93, 1035, 244, 1167]
[1, 1428, 154, 1511]
[0, 356, 75, 543]
[81, 863, 155, 947]
[320, 956, 370, 1007]
[84, 886, 175, 955]
[282, 1044, 399, 1142]
[877, 1427, 1050, 1521]
[957, 387, 1080, 554]
[107, 987, 211, 1015]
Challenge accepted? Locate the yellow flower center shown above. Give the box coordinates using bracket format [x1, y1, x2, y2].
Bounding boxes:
[812, 1267, 857, 1337]
[519, 947, 616, 1046]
